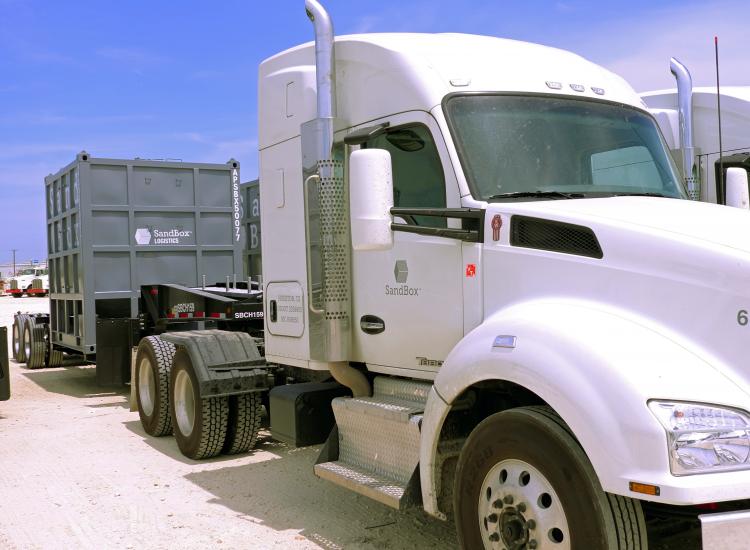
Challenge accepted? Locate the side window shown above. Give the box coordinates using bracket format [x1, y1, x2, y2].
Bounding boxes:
[365, 125, 446, 227]
[590, 145, 661, 189]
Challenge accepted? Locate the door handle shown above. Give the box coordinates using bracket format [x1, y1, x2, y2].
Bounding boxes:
[360, 315, 385, 334]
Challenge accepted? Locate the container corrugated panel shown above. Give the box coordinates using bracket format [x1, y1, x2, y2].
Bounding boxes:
[241, 179, 262, 279]
[46, 151, 245, 356]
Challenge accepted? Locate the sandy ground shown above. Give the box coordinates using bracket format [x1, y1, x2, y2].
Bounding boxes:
[0, 296, 457, 550]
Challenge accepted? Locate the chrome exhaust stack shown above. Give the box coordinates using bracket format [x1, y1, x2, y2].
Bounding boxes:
[305, 0, 337, 122]
[302, 1, 357, 379]
[670, 57, 700, 200]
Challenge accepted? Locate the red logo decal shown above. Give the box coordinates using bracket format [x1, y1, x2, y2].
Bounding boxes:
[465, 264, 476, 278]
[491, 215, 502, 241]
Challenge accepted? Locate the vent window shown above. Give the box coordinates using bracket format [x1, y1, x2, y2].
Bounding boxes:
[510, 216, 603, 259]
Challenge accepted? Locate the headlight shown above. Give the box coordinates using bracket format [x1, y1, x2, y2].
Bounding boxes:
[648, 401, 750, 475]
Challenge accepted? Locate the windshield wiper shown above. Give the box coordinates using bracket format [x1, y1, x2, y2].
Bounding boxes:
[486, 190, 586, 201]
[609, 192, 669, 198]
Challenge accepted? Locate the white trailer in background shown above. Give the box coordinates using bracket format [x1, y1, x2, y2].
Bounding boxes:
[642, 59, 750, 207]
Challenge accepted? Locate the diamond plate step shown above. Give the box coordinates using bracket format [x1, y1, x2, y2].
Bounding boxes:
[315, 377, 433, 510]
[372, 377, 431, 404]
[314, 461, 409, 509]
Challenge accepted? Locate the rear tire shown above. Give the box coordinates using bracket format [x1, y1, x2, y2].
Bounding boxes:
[223, 392, 263, 455]
[45, 323, 64, 368]
[170, 348, 228, 459]
[454, 406, 647, 550]
[12, 314, 26, 362]
[25, 318, 47, 369]
[135, 336, 176, 437]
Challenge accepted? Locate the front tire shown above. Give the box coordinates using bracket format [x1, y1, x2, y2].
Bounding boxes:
[454, 406, 647, 550]
[170, 348, 228, 459]
[135, 336, 176, 437]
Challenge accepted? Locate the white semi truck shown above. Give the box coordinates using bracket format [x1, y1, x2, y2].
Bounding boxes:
[125, 2, 750, 547]
[7, 267, 49, 297]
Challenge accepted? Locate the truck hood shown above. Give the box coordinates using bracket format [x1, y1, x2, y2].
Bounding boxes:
[505, 196, 750, 255]
[483, 195, 750, 403]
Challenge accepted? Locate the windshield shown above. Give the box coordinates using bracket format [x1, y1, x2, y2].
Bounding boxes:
[444, 94, 686, 201]
[17, 268, 46, 276]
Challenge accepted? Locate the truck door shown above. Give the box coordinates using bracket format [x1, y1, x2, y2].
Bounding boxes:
[350, 112, 463, 377]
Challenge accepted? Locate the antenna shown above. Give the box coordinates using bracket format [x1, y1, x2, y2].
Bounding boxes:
[715, 36, 725, 202]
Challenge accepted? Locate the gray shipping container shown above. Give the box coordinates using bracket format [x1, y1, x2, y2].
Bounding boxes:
[46, 151, 245, 357]
[241, 179, 262, 279]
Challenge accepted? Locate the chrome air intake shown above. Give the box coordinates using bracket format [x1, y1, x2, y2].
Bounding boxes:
[670, 57, 700, 200]
[303, 0, 351, 362]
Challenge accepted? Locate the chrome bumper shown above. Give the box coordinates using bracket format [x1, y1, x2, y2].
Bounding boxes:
[700, 510, 750, 549]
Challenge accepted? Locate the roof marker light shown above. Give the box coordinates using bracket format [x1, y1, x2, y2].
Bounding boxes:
[450, 78, 471, 87]
[545, 81, 562, 90]
[569, 83, 585, 92]
[591, 87, 605, 95]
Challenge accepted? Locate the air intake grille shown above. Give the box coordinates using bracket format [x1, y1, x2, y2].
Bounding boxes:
[510, 216, 603, 259]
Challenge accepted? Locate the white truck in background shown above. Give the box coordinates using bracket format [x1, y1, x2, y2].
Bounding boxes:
[642, 58, 750, 208]
[126, 2, 750, 548]
[7, 267, 49, 298]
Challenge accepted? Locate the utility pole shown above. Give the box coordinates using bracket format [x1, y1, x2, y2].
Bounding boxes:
[11, 249, 17, 276]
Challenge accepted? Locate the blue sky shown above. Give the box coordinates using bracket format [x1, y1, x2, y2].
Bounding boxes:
[1, 0, 747, 263]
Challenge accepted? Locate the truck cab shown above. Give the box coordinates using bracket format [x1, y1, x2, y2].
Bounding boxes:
[258, 8, 750, 546]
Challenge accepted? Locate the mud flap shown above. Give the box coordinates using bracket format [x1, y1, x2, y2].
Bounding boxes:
[160, 330, 268, 398]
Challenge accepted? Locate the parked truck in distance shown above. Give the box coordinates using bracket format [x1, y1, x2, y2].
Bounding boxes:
[7, 267, 49, 297]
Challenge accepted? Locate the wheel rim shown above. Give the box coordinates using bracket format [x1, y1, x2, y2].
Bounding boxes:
[138, 357, 156, 417]
[12, 323, 19, 355]
[173, 369, 196, 437]
[478, 458, 570, 550]
[24, 326, 31, 359]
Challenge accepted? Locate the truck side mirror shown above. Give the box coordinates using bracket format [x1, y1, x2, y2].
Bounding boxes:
[349, 149, 394, 251]
[725, 167, 750, 210]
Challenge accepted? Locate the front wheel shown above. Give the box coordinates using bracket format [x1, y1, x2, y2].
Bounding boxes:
[454, 406, 647, 550]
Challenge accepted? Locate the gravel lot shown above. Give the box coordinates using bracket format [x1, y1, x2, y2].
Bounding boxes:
[0, 296, 457, 549]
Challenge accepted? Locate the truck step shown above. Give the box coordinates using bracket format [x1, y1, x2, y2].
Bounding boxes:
[314, 377, 432, 510]
[314, 460, 415, 510]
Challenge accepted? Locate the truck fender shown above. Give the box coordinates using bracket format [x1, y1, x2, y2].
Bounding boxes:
[160, 330, 268, 399]
[419, 298, 750, 517]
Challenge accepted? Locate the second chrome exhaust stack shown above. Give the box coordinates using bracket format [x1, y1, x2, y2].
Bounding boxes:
[670, 57, 700, 200]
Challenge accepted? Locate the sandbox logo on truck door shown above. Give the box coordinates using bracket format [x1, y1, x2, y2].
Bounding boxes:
[385, 260, 421, 296]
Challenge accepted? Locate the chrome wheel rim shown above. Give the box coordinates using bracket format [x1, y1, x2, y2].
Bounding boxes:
[174, 369, 195, 437]
[137, 357, 156, 417]
[479, 458, 570, 550]
[23, 327, 31, 359]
